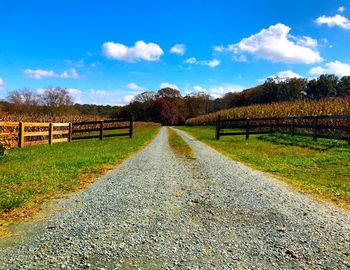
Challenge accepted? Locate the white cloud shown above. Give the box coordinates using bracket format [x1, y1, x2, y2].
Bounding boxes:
[316, 14, 350, 29]
[184, 57, 220, 68]
[208, 85, 244, 98]
[232, 55, 248, 62]
[66, 88, 83, 103]
[275, 70, 301, 79]
[24, 68, 79, 80]
[61, 68, 79, 79]
[102, 40, 164, 62]
[90, 89, 109, 97]
[202, 59, 220, 68]
[264, 70, 302, 82]
[292, 36, 318, 48]
[310, 61, 350, 77]
[339, 6, 346, 13]
[127, 83, 144, 91]
[170, 44, 185, 55]
[213, 45, 225, 52]
[160, 82, 179, 90]
[193, 85, 206, 92]
[229, 23, 322, 64]
[0, 77, 4, 90]
[191, 84, 244, 99]
[123, 95, 135, 103]
[185, 57, 198, 64]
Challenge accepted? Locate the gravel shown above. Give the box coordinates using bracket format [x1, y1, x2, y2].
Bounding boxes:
[0, 127, 349, 269]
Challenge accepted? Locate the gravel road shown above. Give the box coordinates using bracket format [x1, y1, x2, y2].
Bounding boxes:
[0, 127, 349, 270]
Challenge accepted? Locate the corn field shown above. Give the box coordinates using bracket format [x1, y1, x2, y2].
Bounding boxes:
[185, 97, 350, 126]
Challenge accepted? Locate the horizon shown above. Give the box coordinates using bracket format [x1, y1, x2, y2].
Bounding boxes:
[0, 0, 350, 105]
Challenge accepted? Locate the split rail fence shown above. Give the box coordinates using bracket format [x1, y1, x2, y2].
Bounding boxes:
[215, 115, 350, 145]
[0, 116, 133, 148]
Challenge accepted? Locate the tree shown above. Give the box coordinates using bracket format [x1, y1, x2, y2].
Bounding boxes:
[337, 76, 350, 97]
[152, 98, 178, 125]
[132, 91, 157, 103]
[184, 92, 211, 118]
[306, 75, 338, 99]
[6, 88, 40, 113]
[40, 87, 74, 115]
[157, 87, 181, 99]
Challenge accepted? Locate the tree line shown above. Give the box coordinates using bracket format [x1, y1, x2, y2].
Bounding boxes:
[1, 74, 349, 124]
[118, 74, 350, 124]
[1, 87, 118, 118]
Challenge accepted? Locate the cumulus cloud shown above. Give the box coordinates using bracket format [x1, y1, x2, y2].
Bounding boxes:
[310, 61, 350, 77]
[264, 70, 302, 82]
[127, 83, 145, 91]
[202, 59, 220, 68]
[102, 40, 164, 62]
[207, 85, 244, 98]
[0, 77, 4, 90]
[184, 57, 220, 68]
[232, 55, 248, 62]
[292, 36, 318, 48]
[160, 82, 179, 90]
[276, 70, 301, 79]
[170, 44, 185, 55]
[229, 23, 322, 64]
[316, 14, 350, 29]
[339, 6, 346, 13]
[123, 95, 135, 104]
[193, 85, 206, 92]
[66, 88, 83, 103]
[213, 45, 225, 52]
[185, 57, 198, 64]
[190, 84, 244, 99]
[24, 68, 79, 79]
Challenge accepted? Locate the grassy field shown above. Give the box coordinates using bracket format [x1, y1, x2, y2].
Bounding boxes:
[0, 126, 160, 226]
[168, 128, 195, 159]
[178, 126, 350, 209]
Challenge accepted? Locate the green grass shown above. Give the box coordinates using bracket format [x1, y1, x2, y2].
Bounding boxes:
[0, 127, 160, 215]
[168, 128, 195, 159]
[178, 126, 350, 209]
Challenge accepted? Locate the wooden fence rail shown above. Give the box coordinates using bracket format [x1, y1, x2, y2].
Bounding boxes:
[216, 114, 350, 145]
[0, 116, 133, 148]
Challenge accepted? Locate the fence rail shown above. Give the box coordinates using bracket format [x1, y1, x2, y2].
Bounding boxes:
[215, 114, 350, 145]
[0, 116, 133, 148]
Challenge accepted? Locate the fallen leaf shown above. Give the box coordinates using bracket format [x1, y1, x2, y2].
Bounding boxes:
[286, 249, 298, 258]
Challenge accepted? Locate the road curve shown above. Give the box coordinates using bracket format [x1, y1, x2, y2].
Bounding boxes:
[0, 127, 349, 270]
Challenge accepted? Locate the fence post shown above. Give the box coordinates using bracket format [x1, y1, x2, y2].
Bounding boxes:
[313, 116, 318, 141]
[129, 115, 134, 139]
[215, 115, 221, 140]
[99, 120, 104, 140]
[246, 118, 250, 140]
[290, 117, 295, 136]
[49, 122, 53, 145]
[68, 123, 72, 142]
[275, 118, 279, 133]
[18, 122, 25, 148]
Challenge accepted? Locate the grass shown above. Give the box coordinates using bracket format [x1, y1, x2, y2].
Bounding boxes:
[0, 126, 160, 227]
[168, 128, 195, 159]
[178, 126, 350, 209]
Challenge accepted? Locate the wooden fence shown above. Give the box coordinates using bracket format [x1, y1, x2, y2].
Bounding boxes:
[215, 115, 350, 145]
[0, 116, 133, 148]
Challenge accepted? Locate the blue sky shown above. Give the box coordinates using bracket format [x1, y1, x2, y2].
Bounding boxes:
[0, 0, 350, 105]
